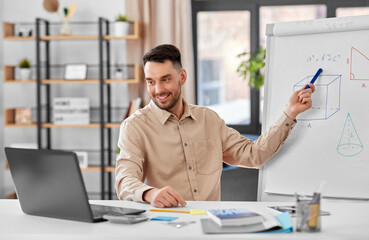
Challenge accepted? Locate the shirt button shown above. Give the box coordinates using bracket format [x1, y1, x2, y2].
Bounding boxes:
[194, 189, 197, 193]
[184, 143, 188, 147]
[188, 166, 192, 170]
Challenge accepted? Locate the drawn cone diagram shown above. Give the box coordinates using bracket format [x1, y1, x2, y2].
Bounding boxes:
[350, 47, 369, 80]
[337, 113, 363, 157]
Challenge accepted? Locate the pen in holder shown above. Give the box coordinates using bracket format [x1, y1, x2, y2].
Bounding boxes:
[295, 192, 321, 232]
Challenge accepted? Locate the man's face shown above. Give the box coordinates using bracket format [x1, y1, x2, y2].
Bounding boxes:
[144, 60, 186, 113]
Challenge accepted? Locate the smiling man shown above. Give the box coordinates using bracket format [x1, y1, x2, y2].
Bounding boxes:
[115, 44, 315, 208]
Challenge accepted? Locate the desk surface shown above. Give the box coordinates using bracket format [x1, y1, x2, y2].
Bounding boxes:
[1, 199, 368, 240]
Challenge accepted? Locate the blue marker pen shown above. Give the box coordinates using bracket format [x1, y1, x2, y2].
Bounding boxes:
[305, 68, 323, 89]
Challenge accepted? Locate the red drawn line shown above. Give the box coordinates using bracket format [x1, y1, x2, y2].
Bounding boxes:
[351, 46, 369, 81]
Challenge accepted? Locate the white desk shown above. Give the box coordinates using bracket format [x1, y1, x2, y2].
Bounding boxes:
[1, 199, 368, 240]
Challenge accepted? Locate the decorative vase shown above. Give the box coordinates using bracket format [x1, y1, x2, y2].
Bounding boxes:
[115, 70, 124, 80]
[60, 19, 72, 35]
[114, 21, 129, 36]
[19, 68, 31, 80]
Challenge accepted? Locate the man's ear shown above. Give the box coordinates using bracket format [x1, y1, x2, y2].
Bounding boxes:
[180, 68, 187, 85]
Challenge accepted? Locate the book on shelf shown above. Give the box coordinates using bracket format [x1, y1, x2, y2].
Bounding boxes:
[206, 208, 263, 227]
[124, 97, 142, 120]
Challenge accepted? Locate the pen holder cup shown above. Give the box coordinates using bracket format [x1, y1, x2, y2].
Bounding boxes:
[295, 196, 321, 232]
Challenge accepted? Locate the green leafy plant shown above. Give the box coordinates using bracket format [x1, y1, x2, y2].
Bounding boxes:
[116, 14, 128, 22]
[237, 47, 266, 90]
[18, 58, 31, 68]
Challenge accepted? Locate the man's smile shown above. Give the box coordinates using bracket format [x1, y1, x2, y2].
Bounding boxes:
[156, 93, 170, 102]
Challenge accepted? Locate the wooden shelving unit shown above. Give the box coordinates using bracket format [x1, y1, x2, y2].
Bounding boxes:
[3, 20, 140, 41]
[4, 108, 122, 129]
[3, 19, 141, 195]
[5, 157, 114, 172]
[3, 64, 140, 84]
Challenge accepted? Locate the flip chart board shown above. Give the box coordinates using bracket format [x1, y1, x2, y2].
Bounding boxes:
[259, 15, 369, 200]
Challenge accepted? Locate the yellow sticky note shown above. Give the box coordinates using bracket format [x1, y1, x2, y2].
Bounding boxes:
[190, 209, 206, 215]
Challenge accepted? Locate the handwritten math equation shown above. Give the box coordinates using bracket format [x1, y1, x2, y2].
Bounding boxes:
[307, 53, 341, 62]
[326, 21, 354, 31]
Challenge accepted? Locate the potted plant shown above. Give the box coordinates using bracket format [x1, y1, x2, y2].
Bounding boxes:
[237, 47, 266, 90]
[114, 14, 130, 36]
[18, 58, 31, 80]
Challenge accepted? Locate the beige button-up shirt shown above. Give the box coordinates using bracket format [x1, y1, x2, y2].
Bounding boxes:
[115, 100, 296, 202]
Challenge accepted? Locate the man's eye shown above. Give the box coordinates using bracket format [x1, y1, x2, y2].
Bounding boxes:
[163, 78, 169, 82]
[147, 81, 154, 85]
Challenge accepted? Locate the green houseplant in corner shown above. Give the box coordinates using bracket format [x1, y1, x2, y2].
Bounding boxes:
[18, 58, 31, 80]
[114, 13, 130, 37]
[237, 47, 266, 90]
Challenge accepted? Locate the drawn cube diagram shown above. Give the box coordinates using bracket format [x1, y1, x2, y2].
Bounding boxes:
[293, 74, 341, 121]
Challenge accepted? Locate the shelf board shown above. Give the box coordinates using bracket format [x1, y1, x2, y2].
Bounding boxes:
[5, 160, 114, 172]
[103, 35, 138, 40]
[6, 159, 114, 172]
[42, 123, 100, 128]
[104, 78, 139, 84]
[41, 79, 99, 84]
[4, 20, 140, 41]
[105, 123, 121, 128]
[4, 122, 123, 129]
[4, 64, 141, 84]
[4, 35, 139, 41]
[82, 166, 115, 172]
[3, 36, 35, 40]
[4, 123, 37, 128]
[4, 79, 139, 84]
[43, 123, 123, 128]
[4, 79, 35, 83]
[41, 35, 100, 40]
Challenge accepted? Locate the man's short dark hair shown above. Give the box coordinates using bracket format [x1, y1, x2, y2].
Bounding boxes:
[142, 44, 182, 70]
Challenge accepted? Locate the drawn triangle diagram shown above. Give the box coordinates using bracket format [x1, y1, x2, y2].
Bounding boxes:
[337, 113, 363, 157]
[350, 47, 369, 80]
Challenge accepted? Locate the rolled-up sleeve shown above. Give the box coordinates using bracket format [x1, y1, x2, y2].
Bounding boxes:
[221, 112, 296, 168]
[115, 120, 153, 202]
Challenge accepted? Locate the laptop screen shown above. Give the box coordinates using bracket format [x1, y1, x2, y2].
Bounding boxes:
[5, 147, 94, 222]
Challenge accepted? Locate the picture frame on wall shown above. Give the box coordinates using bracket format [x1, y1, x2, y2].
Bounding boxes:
[64, 64, 87, 80]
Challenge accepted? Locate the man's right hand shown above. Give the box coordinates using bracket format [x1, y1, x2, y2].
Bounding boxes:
[143, 186, 187, 208]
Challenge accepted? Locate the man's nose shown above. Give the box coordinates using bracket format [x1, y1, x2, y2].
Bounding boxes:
[155, 82, 164, 94]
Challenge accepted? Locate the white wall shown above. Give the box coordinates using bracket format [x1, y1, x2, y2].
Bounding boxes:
[1, 0, 129, 199]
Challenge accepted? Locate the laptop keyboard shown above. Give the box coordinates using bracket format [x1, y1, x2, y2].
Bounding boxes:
[91, 204, 145, 218]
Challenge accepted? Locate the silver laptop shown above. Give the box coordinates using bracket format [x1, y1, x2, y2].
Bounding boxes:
[4, 147, 145, 223]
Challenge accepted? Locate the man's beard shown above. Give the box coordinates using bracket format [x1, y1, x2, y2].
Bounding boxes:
[153, 85, 181, 111]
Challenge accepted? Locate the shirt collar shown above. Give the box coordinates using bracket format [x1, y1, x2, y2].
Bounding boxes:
[149, 99, 196, 125]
